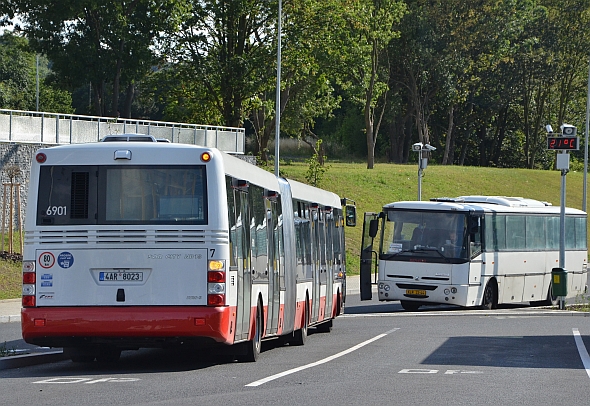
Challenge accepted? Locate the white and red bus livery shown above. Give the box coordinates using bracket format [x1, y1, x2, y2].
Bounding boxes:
[21, 135, 356, 362]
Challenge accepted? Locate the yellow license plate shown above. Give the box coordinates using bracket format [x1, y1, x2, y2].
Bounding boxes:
[406, 289, 426, 296]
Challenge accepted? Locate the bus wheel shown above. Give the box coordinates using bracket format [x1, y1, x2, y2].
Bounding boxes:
[400, 300, 421, 312]
[292, 297, 309, 346]
[242, 302, 262, 362]
[532, 284, 558, 307]
[316, 319, 333, 333]
[481, 280, 498, 310]
[96, 346, 121, 363]
[65, 347, 96, 363]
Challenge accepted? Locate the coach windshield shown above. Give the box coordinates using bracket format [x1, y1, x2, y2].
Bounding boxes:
[380, 209, 468, 261]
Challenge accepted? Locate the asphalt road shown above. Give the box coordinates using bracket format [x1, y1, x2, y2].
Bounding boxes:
[1, 289, 590, 405]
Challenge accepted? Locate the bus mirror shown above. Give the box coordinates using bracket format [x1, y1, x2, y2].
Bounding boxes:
[345, 205, 357, 227]
[369, 219, 379, 238]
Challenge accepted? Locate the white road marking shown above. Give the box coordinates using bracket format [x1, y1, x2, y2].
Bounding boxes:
[573, 328, 590, 379]
[33, 377, 140, 384]
[245, 328, 399, 387]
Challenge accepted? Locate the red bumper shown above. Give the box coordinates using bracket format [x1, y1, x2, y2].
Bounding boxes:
[22, 306, 236, 346]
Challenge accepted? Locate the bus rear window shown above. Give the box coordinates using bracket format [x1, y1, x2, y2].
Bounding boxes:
[37, 165, 207, 226]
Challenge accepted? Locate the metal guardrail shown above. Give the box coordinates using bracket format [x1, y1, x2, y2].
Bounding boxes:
[0, 109, 245, 153]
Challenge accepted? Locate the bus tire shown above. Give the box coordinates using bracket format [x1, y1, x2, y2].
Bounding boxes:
[291, 296, 309, 346]
[242, 301, 263, 362]
[315, 319, 333, 333]
[96, 346, 121, 363]
[400, 300, 421, 312]
[65, 347, 96, 363]
[531, 284, 558, 307]
[481, 280, 498, 310]
[336, 289, 343, 315]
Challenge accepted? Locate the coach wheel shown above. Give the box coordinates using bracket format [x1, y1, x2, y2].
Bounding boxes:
[243, 301, 262, 362]
[400, 300, 421, 312]
[531, 284, 558, 307]
[481, 280, 498, 310]
[292, 296, 309, 346]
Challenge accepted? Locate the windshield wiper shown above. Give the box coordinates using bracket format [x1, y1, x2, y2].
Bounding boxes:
[405, 246, 452, 263]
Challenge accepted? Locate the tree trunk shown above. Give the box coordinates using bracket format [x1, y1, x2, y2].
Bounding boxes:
[123, 83, 135, 118]
[365, 101, 375, 169]
[442, 104, 454, 165]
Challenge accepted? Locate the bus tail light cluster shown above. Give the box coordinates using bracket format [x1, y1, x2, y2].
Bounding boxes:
[22, 261, 36, 307]
[207, 260, 226, 306]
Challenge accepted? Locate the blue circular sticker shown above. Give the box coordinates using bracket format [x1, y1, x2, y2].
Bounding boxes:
[58, 252, 74, 269]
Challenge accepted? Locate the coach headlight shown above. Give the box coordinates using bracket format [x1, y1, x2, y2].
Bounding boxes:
[384, 284, 391, 291]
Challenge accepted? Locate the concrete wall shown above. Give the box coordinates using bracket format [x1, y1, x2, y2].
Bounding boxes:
[0, 143, 256, 231]
[0, 143, 45, 228]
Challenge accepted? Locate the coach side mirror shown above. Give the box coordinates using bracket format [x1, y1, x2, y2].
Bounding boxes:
[369, 219, 379, 238]
[345, 205, 357, 227]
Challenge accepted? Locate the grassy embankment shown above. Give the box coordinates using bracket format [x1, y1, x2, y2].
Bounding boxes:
[0, 162, 585, 300]
[278, 161, 587, 278]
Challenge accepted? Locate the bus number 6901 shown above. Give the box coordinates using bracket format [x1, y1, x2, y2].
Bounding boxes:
[46, 206, 67, 216]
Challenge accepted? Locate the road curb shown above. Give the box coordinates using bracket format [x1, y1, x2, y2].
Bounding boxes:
[0, 315, 21, 323]
[0, 351, 67, 370]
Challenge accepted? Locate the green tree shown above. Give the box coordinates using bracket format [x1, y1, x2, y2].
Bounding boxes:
[0, 32, 72, 112]
[253, 0, 345, 163]
[7, 0, 181, 118]
[164, 0, 274, 128]
[338, 0, 407, 169]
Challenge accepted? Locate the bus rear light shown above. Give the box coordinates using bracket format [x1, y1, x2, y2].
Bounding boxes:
[23, 272, 36, 284]
[22, 295, 36, 307]
[207, 258, 226, 305]
[208, 271, 225, 283]
[201, 152, 212, 162]
[22, 284, 35, 295]
[36, 153, 47, 163]
[207, 294, 225, 306]
[34, 318, 46, 327]
[208, 260, 225, 271]
[194, 318, 206, 326]
[23, 261, 35, 272]
[208, 283, 226, 295]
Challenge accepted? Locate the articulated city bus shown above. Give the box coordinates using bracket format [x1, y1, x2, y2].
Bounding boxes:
[21, 135, 356, 362]
[360, 196, 587, 311]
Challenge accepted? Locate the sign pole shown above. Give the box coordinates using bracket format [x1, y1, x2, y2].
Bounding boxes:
[547, 124, 577, 310]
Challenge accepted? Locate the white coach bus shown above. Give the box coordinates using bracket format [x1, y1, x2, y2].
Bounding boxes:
[21, 135, 356, 362]
[359, 196, 587, 311]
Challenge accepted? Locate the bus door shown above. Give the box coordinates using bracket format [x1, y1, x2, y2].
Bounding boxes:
[324, 211, 335, 318]
[318, 210, 328, 320]
[360, 212, 380, 300]
[265, 196, 281, 335]
[233, 188, 252, 341]
[311, 206, 322, 323]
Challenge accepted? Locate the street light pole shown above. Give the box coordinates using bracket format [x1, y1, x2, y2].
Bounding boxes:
[274, 0, 282, 177]
[584, 55, 590, 212]
[417, 155, 422, 201]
